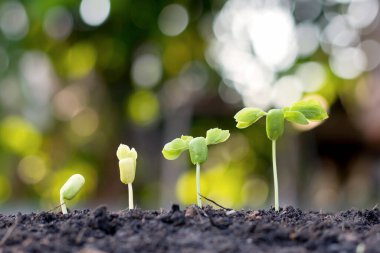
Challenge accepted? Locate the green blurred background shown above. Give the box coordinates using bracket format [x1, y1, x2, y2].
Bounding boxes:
[0, 0, 380, 212]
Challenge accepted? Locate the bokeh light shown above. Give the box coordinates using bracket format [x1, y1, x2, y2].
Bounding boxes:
[18, 154, 49, 185]
[346, 0, 378, 29]
[329, 47, 367, 79]
[295, 62, 326, 92]
[360, 40, 380, 71]
[64, 42, 97, 79]
[53, 86, 86, 121]
[176, 164, 248, 208]
[0, 116, 42, 156]
[296, 22, 320, 57]
[0, 1, 28, 40]
[131, 54, 162, 88]
[126, 90, 160, 127]
[80, 0, 111, 27]
[43, 7, 73, 40]
[272, 76, 303, 108]
[70, 107, 99, 138]
[158, 4, 189, 36]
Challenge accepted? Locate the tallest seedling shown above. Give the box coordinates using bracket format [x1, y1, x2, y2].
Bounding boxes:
[234, 100, 328, 211]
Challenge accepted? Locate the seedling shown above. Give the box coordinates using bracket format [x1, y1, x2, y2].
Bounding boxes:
[60, 174, 85, 214]
[234, 99, 328, 211]
[162, 128, 230, 208]
[117, 144, 137, 210]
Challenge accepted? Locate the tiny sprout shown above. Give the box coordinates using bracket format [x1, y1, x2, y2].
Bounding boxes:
[117, 144, 137, 210]
[234, 99, 328, 211]
[60, 174, 85, 214]
[162, 128, 230, 208]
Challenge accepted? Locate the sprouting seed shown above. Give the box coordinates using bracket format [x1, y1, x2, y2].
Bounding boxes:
[60, 174, 85, 214]
[117, 144, 137, 210]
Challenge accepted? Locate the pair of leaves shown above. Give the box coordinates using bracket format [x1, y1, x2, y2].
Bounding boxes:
[284, 100, 328, 125]
[234, 99, 329, 141]
[162, 128, 230, 165]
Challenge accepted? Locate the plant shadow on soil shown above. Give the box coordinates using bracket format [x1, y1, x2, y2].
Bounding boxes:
[0, 205, 380, 253]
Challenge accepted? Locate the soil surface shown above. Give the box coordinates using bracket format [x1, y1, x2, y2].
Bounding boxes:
[0, 205, 380, 253]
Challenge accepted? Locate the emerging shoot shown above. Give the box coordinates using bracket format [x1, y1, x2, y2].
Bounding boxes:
[117, 144, 138, 210]
[60, 174, 85, 214]
[162, 128, 230, 208]
[234, 99, 328, 211]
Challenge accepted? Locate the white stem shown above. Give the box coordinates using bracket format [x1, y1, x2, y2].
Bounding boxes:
[272, 140, 279, 211]
[60, 194, 68, 214]
[128, 183, 134, 210]
[196, 163, 202, 208]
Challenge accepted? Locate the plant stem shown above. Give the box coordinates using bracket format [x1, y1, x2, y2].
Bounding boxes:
[272, 140, 279, 211]
[196, 163, 202, 208]
[60, 195, 68, 214]
[128, 183, 134, 209]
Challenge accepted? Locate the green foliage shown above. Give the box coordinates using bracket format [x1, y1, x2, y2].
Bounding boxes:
[189, 137, 208, 165]
[284, 111, 309, 125]
[205, 128, 230, 145]
[162, 127, 230, 164]
[162, 138, 188, 160]
[234, 99, 329, 139]
[180, 135, 193, 146]
[234, 108, 266, 129]
[289, 100, 329, 121]
[266, 109, 284, 141]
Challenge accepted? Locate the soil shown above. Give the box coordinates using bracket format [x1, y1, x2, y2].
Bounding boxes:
[0, 205, 380, 253]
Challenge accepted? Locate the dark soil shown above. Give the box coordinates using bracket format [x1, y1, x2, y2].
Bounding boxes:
[0, 205, 380, 253]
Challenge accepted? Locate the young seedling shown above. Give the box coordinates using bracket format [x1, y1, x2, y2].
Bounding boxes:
[117, 144, 137, 210]
[60, 174, 85, 214]
[234, 99, 328, 211]
[162, 128, 230, 208]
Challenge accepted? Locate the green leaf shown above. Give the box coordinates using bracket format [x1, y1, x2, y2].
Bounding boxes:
[284, 111, 309, 125]
[266, 109, 284, 141]
[189, 137, 208, 165]
[290, 100, 328, 121]
[162, 138, 188, 160]
[234, 108, 266, 129]
[180, 135, 193, 146]
[206, 128, 230, 145]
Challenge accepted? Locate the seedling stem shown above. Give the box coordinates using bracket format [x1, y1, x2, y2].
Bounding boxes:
[272, 140, 279, 211]
[60, 195, 67, 214]
[196, 163, 202, 208]
[128, 183, 134, 209]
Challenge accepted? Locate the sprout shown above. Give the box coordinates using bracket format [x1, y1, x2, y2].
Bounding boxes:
[162, 128, 230, 208]
[117, 144, 137, 210]
[234, 99, 328, 211]
[60, 174, 85, 214]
